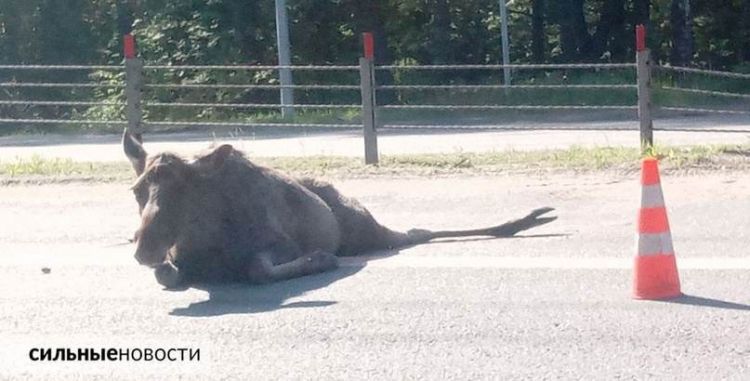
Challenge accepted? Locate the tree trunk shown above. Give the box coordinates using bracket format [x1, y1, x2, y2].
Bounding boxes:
[428, 0, 452, 64]
[740, 0, 750, 62]
[559, 4, 577, 62]
[531, 0, 546, 63]
[559, 0, 591, 61]
[633, 0, 651, 26]
[670, 0, 693, 66]
[349, 0, 392, 65]
[592, 0, 626, 61]
[349, 0, 394, 100]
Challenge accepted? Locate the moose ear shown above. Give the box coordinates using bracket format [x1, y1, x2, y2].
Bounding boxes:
[122, 129, 147, 175]
[191, 144, 235, 175]
[208, 144, 234, 169]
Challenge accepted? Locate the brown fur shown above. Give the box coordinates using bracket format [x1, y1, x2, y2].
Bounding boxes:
[122, 131, 556, 288]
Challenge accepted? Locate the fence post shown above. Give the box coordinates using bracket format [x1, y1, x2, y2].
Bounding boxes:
[359, 32, 379, 165]
[499, 0, 511, 93]
[123, 33, 144, 136]
[274, 0, 295, 119]
[635, 24, 653, 150]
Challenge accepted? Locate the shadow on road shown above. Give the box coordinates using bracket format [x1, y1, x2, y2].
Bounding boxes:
[666, 294, 750, 311]
[169, 245, 415, 317]
[168, 232, 564, 317]
[170, 265, 365, 317]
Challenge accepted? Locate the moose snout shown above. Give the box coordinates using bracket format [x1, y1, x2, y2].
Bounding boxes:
[134, 249, 161, 267]
[132, 221, 173, 267]
[133, 238, 169, 267]
[134, 252, 152, 266]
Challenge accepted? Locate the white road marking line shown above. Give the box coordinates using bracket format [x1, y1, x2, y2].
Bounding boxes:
[340, 256, 750, 270]
[2, 245, 749, 270]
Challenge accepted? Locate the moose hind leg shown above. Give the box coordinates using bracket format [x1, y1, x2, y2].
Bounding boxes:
[246, 250, 339, 284]
[297, 178, 412, 255]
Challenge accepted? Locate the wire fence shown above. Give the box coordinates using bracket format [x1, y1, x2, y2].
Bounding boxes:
[378, 105, 637, 110]
[377, 84, 637, 90]
[660, 86, 750, 99]
[0, 63, 364, 132]
[0, 62, 640, 132]
[145, 102, 360, 109]
[653, 65, 750, 123]
[143, 64, 359, 71]
[656, 65, 750, 79]
[381, 123, 639, 131]
[0, 82, 125, 88]
[376, 63, 636, 70]
[144, 84, 360, 90]
[0, 56, 748, 163]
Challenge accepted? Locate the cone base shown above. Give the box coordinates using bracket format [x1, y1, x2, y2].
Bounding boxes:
[632, 254, 681, 300]
[633, 292, 683, 301]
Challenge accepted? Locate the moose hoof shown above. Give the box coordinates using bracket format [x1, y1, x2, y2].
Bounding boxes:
[305, 251, 339, 274]
[154, 262, 183, 289]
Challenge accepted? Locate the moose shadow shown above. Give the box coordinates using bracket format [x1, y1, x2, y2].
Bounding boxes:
[169, 247, 405, 317]
[168, 233, 569, 317]
[169, 264, 365, 317]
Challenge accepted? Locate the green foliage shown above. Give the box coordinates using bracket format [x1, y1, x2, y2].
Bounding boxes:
[1, 0, 749, 133]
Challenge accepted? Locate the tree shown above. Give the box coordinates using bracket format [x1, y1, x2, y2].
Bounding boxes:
[426, 0, 453, 64]
[633, 0, 651, 26]
[558, 0, 592, 61]
[531, 0, 546, 62]
[740, 0, 750, 62]
[591, 0, 626, 61]
[670, 0, 693, 66]
[348, 0, 393, 65]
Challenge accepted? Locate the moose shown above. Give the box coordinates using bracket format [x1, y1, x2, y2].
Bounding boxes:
[123, 131, 557, 288]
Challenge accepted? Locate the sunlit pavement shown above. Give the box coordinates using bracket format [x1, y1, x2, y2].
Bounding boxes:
[0, 115, 748, 162]
[1, 173, 749, 379]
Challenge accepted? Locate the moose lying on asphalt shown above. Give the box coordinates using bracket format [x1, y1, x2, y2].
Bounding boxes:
[123, 130, 557, 288]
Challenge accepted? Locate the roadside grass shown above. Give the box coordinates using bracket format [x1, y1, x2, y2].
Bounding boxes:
[1, 144, 748, 184]
[0, 156, 129, 182]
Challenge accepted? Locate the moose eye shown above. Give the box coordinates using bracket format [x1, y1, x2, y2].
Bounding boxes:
[146, 169, 158, 183]
[147, 165, 175, 184]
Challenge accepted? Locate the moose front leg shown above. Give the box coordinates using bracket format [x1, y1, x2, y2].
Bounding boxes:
[246, 250, 339, 284]
[154, 261, 184, 289]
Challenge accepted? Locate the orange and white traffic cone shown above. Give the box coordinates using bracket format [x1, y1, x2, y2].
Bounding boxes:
[633, 157, 682, 300]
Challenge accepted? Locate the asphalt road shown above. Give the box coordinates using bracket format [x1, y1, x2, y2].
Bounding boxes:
[1, 173, 750, 380]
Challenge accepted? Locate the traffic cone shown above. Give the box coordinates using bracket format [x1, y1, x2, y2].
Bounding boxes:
[633, 157, 682, 300]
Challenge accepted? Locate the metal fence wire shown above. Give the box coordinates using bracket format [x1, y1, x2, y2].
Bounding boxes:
[653, 65, 750, 123]
[0, 54, 748, 163]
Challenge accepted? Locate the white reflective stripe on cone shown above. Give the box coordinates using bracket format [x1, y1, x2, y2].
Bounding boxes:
[641, 184, 665, 208]
[637, 231, 675, 256]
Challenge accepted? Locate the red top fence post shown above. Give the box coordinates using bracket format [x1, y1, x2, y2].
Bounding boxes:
[635, 24, 646, 52]
[635, 24, 653, 149]
[363, 32, 374, 60]
[124, 32, 143, 135]
[359, 32, 378, 164]
[123, 34, 136, 59]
